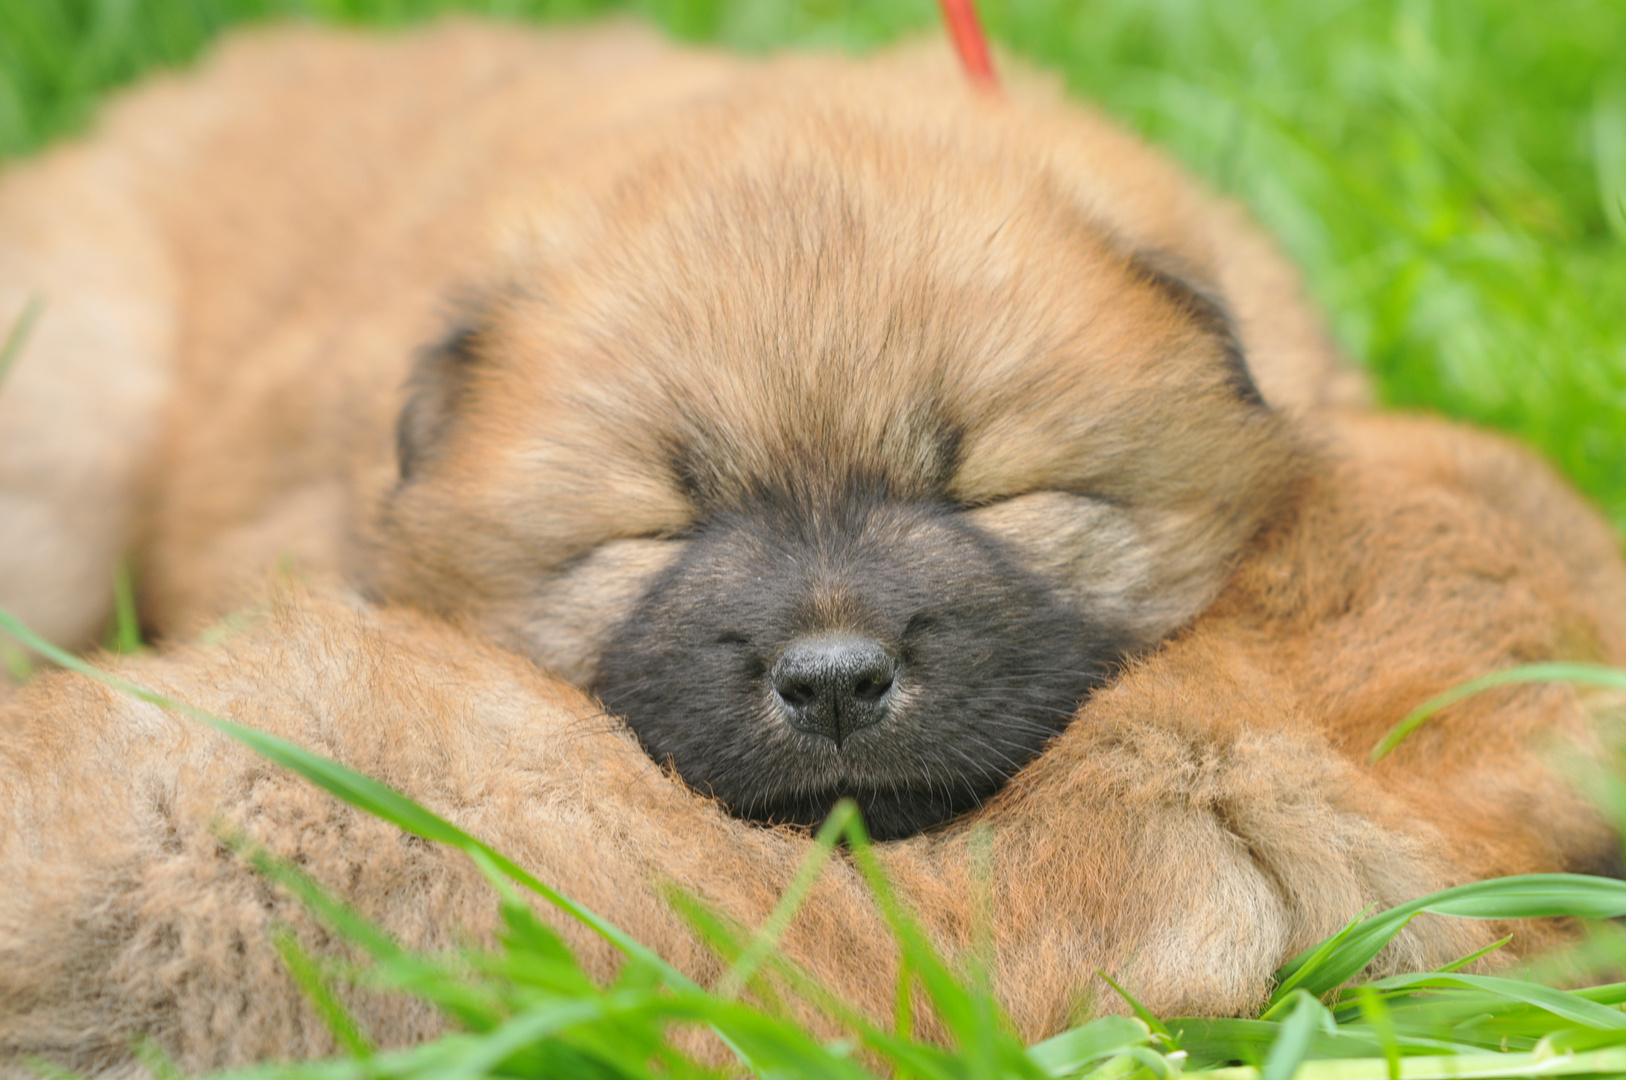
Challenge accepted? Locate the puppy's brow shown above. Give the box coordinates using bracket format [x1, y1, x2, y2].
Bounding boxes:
[1127, 251, 1265, 408]
[663, 407, 967, 509]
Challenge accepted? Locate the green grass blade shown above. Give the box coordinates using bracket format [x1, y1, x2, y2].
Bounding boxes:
[837, 811, 1044, 1079]
[460, 846, 596, 995]
[894, 952, 915, 1053]
[1027, 1016, 1152, 1078]
[104, 557, 146, 655]
[1573, 980, 1626, 1005]
[1432, 935, 1513, 976]
[0, 294, 42, 386]
[1096, 970, 1178, 1050]
[223, 830, 405, 962]
[1200, 1046, 1626, 1080]
[421, 996, 611, 1080]
[836, 813, 982, 1043]
[272, 927, 375, 1059]
[1123, 1044, 1179, 1078]
[1266, 908, 1375, 1014]
[1275, 874, 1626, 997]
[1357, 991, 1399, 1080]
[1171, 1017, 1472, 1067]
[1371, 663, 1626, 762]
[0, 641, 32, 682]
[1263, 992, 1335, 1080]
[130, 1036, 185, 1080]
[1537, 1024, 1626, 1054]
[20, 1055, 85, 1080]
[1357, 972, 1626, 1030]
[715, 801, 853, 1000]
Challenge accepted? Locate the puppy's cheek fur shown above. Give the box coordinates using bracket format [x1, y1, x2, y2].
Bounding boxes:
[969, 492, 1213, 645]
[493, 537, 685, 684]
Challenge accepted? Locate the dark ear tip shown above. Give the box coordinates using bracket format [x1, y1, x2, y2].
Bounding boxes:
[396, 320, 484, 482]
[1126, 248, 1267, 409]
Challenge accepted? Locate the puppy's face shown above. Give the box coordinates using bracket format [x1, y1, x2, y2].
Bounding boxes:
[376, 80, 1300, 839]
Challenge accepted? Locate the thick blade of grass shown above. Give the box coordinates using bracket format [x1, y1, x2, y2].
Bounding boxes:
[272, 928, 375, 1059]
[226, 832, 406, 962]
[1372, 663, 1626, 762]
[1095, 970, 1178, 1050]
[1172, 1018, 1468, 1069]
[1200, 1047, 1626, 1080]
[1431, 935, 1514, 976]
[1354, 990, 1401, 1080]
[0, 294, 41, 385]
[130, 1037, 185, 1080]
[838, 813, 1042, 1078]
[1265, 908, 1375, 1014]
[0, 641, 31, 681]
[1353, 973, 1626, 1031]
[1274, 874, 1626, 998]
[1027, 1016, 1153, 1077]
[103, 557, 146, 655]
[714, 802, 855, 1000]
[1262, 993, 1337, 1080]
[232, 834, 536, 1033]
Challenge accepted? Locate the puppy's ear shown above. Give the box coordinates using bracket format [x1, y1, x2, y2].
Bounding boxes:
[1126, 248, 1266, 408]
[397, 322, 482, 482]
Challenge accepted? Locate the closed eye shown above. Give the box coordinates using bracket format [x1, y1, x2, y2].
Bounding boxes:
[952, 488, 1126, 511]
[627, 523, 697, 542]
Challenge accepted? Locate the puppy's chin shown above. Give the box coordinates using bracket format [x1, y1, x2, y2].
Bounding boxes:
[586, 486, 1132, 841]
[738, 782, 1002, 844]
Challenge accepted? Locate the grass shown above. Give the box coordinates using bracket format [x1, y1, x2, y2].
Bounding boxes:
[3, 0, 1626, 1076]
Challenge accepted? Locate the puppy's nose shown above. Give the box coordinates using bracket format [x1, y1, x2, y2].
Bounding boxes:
[772, 634, 898, 745]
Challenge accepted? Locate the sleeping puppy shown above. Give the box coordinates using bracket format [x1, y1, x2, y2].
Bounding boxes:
[1, 410, 1622, 1076]
[0, 19, 1360, 839]
[1, 23, 1624, 1074]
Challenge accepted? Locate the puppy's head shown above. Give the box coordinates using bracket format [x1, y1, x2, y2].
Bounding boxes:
[375, 61, 1304, 840]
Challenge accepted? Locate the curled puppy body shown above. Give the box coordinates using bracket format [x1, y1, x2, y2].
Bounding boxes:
[0, 19, 1360, 833]
[1, 412, 1622, 1075]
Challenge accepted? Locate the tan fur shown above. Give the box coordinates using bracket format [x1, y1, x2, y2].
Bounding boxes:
[0, 18, 1359, 654]
[2, 410, 1621, 1075]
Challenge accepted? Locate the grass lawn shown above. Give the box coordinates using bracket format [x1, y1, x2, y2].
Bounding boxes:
[3, 1, 1626, 1077]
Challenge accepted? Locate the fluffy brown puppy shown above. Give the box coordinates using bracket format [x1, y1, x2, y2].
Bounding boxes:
[0, 19, 1363, 837]
[1, 410, 1622, 1076]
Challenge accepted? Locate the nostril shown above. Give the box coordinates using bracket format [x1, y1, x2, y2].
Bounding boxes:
[775, 678, 817, 709]
[852, 671, 894, 702]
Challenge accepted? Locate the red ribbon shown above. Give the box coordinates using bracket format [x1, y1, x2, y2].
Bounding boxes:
[938, 0, 998, 91]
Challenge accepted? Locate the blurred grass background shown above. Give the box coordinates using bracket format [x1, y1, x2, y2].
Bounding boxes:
[1, 0, 1623, 527]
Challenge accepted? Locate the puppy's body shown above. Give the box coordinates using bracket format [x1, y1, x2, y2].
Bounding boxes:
[2, 411, 1621, 1075]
